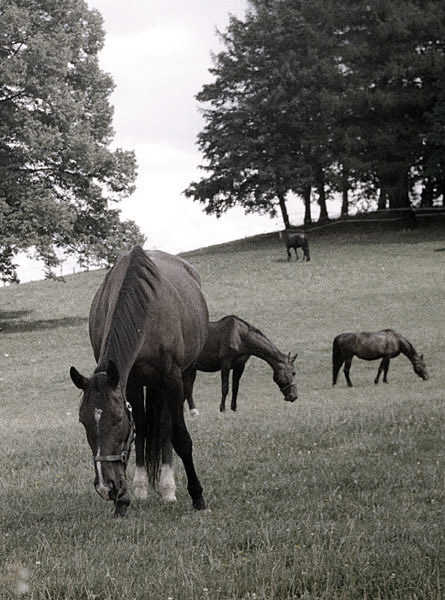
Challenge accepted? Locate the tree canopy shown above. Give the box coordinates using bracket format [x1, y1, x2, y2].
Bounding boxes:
[185, 0, 445, 227]
[0, 0, 144, 282]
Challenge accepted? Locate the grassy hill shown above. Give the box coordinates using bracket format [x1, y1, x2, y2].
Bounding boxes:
[0, 228, 444, 599]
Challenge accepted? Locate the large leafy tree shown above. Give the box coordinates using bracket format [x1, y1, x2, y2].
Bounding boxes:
[0, 0, 143, 282]
[187, 0, 445, 225]
[185, 1, 341, 227]
[331, 0, 445, 210]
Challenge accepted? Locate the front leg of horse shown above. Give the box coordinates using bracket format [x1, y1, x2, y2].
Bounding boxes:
[168, 372, 206, 510]
[230, 364, 245, 411]
[382, 357, 390, 383]
[219, 368, 230, 412]
[375, 358, 390, 384]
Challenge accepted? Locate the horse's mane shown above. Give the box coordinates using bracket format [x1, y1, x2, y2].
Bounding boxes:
[97, 246, 160, 375]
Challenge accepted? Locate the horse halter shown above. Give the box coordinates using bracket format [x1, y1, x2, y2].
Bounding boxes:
[92, 378, 135, 466]
[279, 382, 295, 395]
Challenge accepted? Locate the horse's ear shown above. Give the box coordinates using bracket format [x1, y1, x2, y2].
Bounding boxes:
[70, 367, 88, 390]
[420, 354, 424, 360]
[107, 360, 120, 388]
[288, 352, 298, 363]
[293, 353, 298, 362]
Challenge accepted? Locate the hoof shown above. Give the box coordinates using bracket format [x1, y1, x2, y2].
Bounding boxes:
[193, 496, 206, 511]
[114, 498, 130, 518]
[134, 486, 148, 499]
[190, 408, 200, 417]
[161, 492, 177, 502]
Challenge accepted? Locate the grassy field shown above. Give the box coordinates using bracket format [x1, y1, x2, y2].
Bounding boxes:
[0, 227, 444, 599]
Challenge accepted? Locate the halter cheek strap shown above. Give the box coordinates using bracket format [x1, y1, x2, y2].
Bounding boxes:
[92, 374, 135, 466]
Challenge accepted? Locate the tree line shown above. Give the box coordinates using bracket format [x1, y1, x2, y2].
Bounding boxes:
[0, 0, 143, 283]
[185, 0, 445, 229]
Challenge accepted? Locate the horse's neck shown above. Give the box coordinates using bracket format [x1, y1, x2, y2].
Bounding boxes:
[399, 336, 416, 360]
[243, 330, 285, 369]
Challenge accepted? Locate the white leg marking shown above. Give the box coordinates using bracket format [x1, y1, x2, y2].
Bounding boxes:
[159, 464, 176, 502]
[133, 466, 149, 499]
[190, 408, 200, 417]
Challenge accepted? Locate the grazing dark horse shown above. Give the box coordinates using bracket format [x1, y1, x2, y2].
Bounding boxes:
[70, 246, 208, 516]
[183, 315, 298, 414]
[332, 329, 429, 387]
[285, 231, 310, 261]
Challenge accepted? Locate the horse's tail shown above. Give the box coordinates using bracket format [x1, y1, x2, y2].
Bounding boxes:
[145, 388, 163, 485]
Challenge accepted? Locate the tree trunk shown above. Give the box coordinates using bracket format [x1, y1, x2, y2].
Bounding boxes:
[341, 185, 348, 217]
[341, 167, 349, 217]
[420, 179, 434, 207]
[277, 192, 291, 229]
[387, 171, 410, 209]
[378, 187, 387, 210]
[317, 182, 329, 223]
[303, 185, 312, 225]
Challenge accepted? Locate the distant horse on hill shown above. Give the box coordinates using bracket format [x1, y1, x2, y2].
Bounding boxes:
[284, 231, 310, 261]
[70, 246, 208, 516]
[183, 315, 298, 413]
[332, 329, 429, 387]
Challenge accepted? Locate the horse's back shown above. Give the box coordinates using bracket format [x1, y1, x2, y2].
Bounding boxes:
[89, 246, 208, 374]
[196, 315, 248, 371]
[334, 329, 402, 360]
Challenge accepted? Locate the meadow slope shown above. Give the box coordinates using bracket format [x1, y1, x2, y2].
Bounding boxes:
[0, 228, 444, 599]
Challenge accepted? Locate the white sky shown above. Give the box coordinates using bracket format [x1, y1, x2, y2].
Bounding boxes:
[85, 0, 290, 254]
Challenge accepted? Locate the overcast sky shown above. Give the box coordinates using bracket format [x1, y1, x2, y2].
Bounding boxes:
[84, 0, 291, 254]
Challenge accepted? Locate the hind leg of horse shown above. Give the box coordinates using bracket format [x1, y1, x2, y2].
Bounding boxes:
[219, 368, 230, 412]
[159, 439, 176, 502]
[332, 355, 344, 386]
[127, 378, 149, 499]
[183, 366, 199, 416]
[167, 370, 205, 509]
[230, 362, 246, 411]
[344, 358, 353, 387]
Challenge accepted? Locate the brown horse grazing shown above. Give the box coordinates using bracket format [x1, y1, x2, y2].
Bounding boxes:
[285, 231, 310, 261]
[332, 329, 429, 387]
[70, 246, 208, 516]
[183, 315, 298, 414]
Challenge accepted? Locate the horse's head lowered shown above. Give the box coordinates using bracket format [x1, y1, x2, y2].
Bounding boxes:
[412, 353, 429, 380]
[274, 353, 298, 402]
[70, 361, 134, 516]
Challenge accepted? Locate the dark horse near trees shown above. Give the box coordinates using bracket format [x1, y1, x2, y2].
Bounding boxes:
[183, 315, 298, 414]
[285, 231, 310, 261]
[332, 329, 429, 387]
[70, 246, 208, 516]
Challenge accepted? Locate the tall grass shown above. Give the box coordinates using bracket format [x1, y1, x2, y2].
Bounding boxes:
[0, 228, 444, 599]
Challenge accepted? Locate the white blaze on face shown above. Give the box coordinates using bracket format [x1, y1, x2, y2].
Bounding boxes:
[94, 408, 109, 500]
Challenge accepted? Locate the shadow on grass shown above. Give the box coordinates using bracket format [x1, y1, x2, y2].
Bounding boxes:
[0, 311, 87, 333]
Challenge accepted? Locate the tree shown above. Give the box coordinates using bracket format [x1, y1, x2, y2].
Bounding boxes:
[330, 1, 445, 210]
[0, 0, 143, 282]
[185, 1, 342, 228]
[187, 0, 445, 224]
